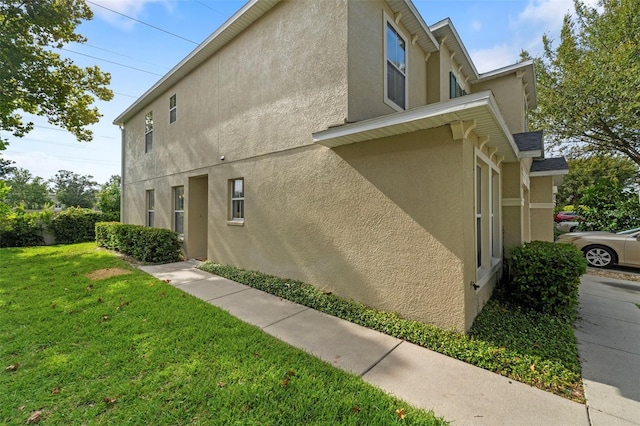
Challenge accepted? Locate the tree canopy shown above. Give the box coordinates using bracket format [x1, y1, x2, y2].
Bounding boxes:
[556, 155, 638, 208]
[528, 0, 640, 165]
[96, 175, 120, 221]
[3, 167, 49, 209]
[49, 169, 97, 209]
[0, 0, 113, 149]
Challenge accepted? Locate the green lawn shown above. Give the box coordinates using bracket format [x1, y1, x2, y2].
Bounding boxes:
[0, 243, 445, 425]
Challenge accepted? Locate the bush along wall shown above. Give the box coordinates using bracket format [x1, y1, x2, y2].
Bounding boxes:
[506, 240, 587, 318]
[50, 207, 105, 244]
[0, 209, 47, 248]
[95, 222, 182, 264]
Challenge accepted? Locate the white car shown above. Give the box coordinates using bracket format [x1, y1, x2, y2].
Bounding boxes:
[557, 227, 640, 268]
[555, 221, 581, 233]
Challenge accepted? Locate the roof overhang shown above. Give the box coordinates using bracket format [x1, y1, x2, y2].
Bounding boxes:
[530, 157, 569, 186]
[113, 0, 281, 125]
[429, 18, 478, 82]
[387, 0, 439, 53]
[473, 61, 537, 110]
[313, 91, 521, 162]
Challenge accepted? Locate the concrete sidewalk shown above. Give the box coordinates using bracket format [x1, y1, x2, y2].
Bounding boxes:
[140, 261, 589, 426]
[575, 274, 640, 425]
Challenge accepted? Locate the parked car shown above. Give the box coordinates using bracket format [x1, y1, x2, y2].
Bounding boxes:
[555, 221, 581, 233]
[554, 211, 582, 222]
[556, 227, 640, 268]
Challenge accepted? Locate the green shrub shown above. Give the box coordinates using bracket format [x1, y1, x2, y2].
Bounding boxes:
[95, 222, 181, 263]
[50, 207, 104, 244]
[507, 241, 587, 318]
[197, 262, 583, 401]
[0, 208, 45, 247]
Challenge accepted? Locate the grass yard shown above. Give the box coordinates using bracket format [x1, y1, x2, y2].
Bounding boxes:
[0, 243, 445, 425]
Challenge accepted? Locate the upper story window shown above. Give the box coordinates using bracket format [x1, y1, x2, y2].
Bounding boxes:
[169, 94, 176, 124]
[450, 72, 467, 99]
[384, 18, 407, 110]
[145, 111, 153, 153]
[229, 178, 244, 222]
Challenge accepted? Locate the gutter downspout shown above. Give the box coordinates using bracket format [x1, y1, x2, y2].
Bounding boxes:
[119, 125, 125, 223]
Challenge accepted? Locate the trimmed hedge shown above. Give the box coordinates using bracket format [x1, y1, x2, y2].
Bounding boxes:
[95, 222, 181, 263]
[0, 210, 45, 248]
[50, 207, 105, 244]
[507, 241, 587, 318]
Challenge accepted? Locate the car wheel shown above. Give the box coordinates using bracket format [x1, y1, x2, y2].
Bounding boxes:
[584, 246, 616, 268]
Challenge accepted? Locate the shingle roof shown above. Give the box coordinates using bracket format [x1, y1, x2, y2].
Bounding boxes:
[513, 130, 543, 152]
[530, 157, 569, 173]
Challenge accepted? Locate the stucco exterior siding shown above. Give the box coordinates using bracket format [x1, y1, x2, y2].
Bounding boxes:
[347, 0, 428, 122]
[205, 126, 467, 331]
[122, 0, 349, 186]
[473, 76, 526, 135]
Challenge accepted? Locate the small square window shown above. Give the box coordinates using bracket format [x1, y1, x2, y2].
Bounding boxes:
[169, 94, 176, 124]
[145, 111, 153, 153]
[229, 178, 244, 221]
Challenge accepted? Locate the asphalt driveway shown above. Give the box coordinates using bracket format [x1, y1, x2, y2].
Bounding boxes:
[576, 274, 640, 425]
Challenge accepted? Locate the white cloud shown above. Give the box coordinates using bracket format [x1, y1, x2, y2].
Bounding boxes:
[471, 20, 482, 32]
[470, 44, 516, 74]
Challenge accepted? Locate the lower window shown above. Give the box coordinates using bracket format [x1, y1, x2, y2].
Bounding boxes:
[173, 186, 184, 237]
[229, 178, 244, 221]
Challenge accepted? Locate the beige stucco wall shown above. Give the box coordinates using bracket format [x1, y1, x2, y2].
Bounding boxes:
[204, 127, 469, 331]
[347, 0, 428, 122]
[122, 0, 349, 188]
[472, 75, 525, 134]
[530, 175, 554, 241]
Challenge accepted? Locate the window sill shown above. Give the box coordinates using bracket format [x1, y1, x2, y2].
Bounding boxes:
[227, 220, 244, 227]
[476, 257, 502, 291]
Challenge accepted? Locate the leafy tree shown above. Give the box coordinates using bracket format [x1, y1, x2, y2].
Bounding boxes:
[3, 168, 49, 209]
[527, 0, 640, 165]
[0, 158, 15, 178]
[0, 0, 113, 149]
[557, 155, 638, 208]
[96, 175, 120, 221]
[49, 170, 97, 209]
[0, 181, 10, 220]
[578, 179, 640, 232]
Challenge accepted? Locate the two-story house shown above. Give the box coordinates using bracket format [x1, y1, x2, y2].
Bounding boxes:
[114, 0, 567, 333]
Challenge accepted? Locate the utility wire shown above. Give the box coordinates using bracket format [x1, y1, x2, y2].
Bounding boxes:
[82, 43, 170, 70]
[60, 48, 164, 76]
[86, 0, 199, 45]
[4, 150, 118, 165]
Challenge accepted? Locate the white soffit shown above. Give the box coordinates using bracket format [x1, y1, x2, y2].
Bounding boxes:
[313, 91, 521, 162]
[387, 0, 439, 53]
[429, 18, 478, 81]
[113, 0, 281, 125]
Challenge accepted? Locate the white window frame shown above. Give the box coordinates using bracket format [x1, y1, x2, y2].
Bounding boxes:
[475, 149, 502, 288]
[145, 111, 153, 153]
[383, 12, 408, 112]
[169, 94, 176, 124]
[146, 189, 155, 227]
[173, 186, 184, 238]
[228, 178, 244, 224]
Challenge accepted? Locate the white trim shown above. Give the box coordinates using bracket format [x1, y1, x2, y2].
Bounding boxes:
[530, 169, 569, 177]
[502, 198, 523, 207]
[530, 203, 554, 209]
[383, 11, 408, 112]
[476, 258, 502, 290]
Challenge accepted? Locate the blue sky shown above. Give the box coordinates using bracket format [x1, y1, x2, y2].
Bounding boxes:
[2, 0, 587, 184]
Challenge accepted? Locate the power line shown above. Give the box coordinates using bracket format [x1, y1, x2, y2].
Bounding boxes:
[114, 91, 140, 99]
[59, 48, 164, 76]
[87, 0, 199, 45]
[4, 150, 119, 165]
[31, 126, 117, 140]
[82, 43, 169, 70]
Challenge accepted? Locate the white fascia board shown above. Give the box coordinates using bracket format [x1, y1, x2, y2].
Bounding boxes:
[530, 169, 570, 177]
[402, 0, 439, 51]
[313, 91, 519, 159]
[518, 150, 543, 158]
